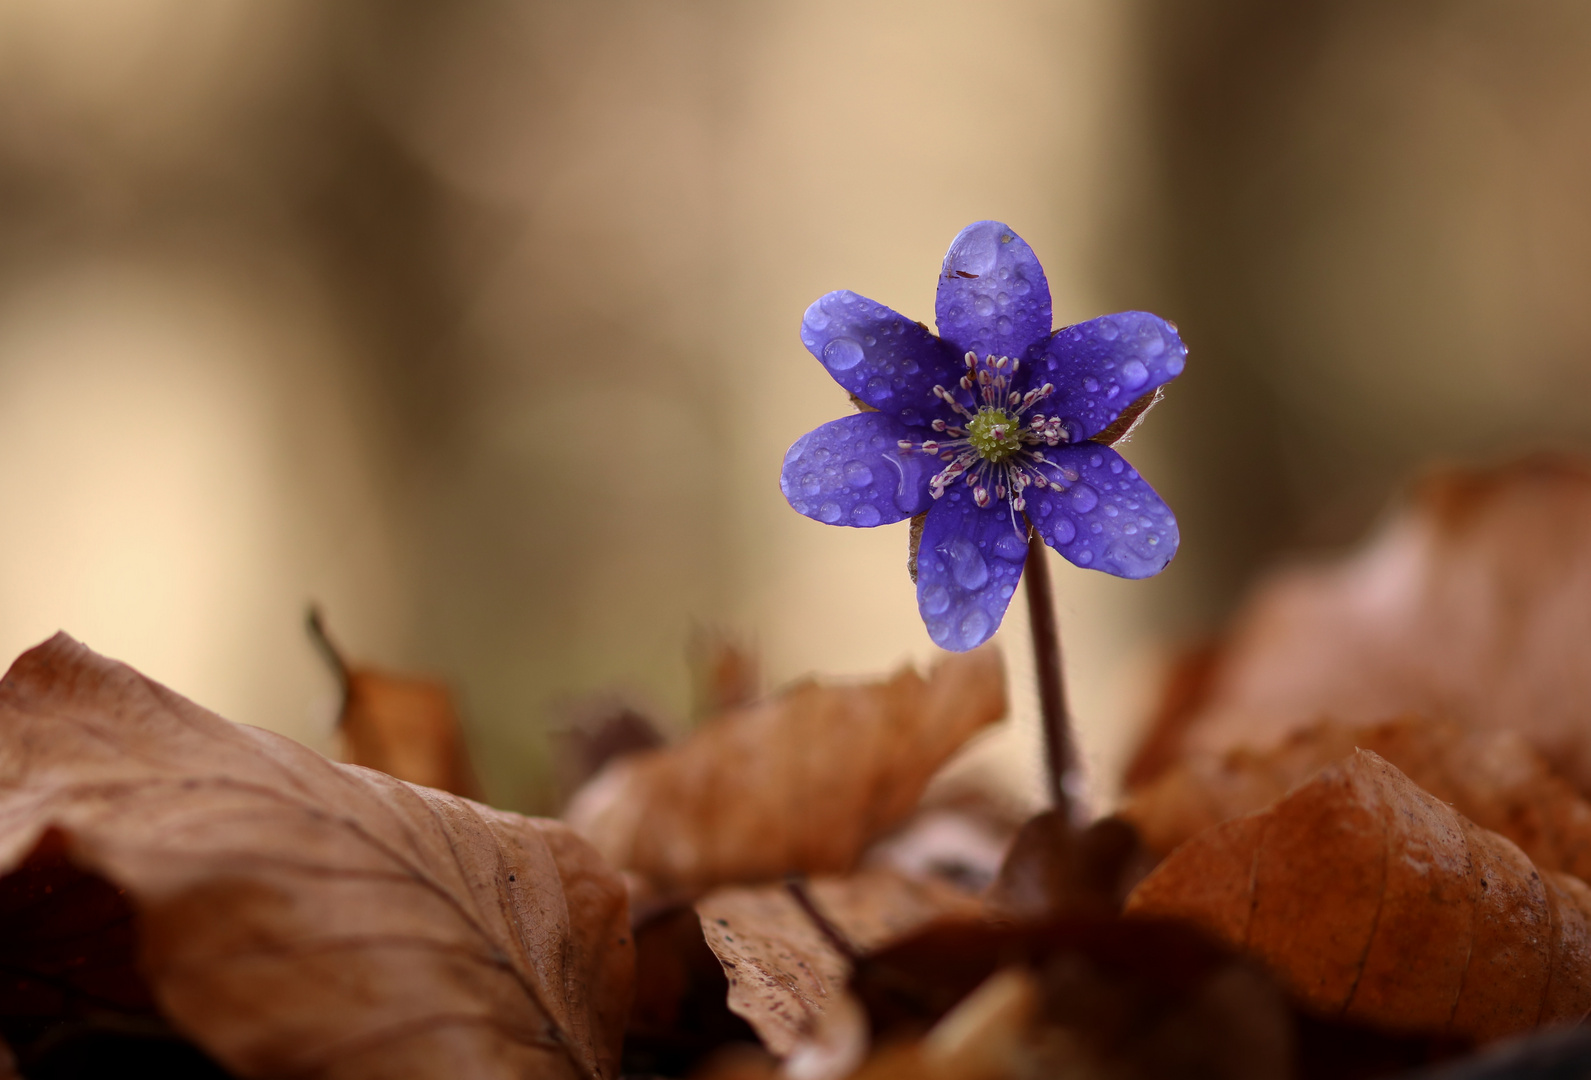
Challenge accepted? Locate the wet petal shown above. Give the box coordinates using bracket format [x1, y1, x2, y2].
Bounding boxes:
[1028, 312, 1186, 442]
[800, 291, 964, 428]
[935, 221, 1052, 364]
[916, 488, 1029, 651]
[780, 412, 933, 527]
[1024, 443, 1178, 578]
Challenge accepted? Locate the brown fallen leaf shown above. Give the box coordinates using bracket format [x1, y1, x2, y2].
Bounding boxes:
[1127, 749, 1591, 1043]
[564, 648, 1006, 897]
[0, 633, 632, 1080]
[1128, 456, 1591, 794]
[694, 869, 984, 1060]
[985, 812, 1154, 921]
[307, 607, 483, 799]
[688, 627, 762, 719]
[1123, 715, 1591, 881]
[846, 915, 1301, 1080]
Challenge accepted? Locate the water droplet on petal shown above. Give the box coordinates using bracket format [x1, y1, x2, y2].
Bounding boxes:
[948, 538, 989, 590]
[974, 295, 995, 317]
[864, 335, 877, 346]
[1098, 321, 1120, 342]
[1083, 377, 1099, 393]
[922, 584, 950, 615]
[1166, 351, 1185, 376]
[1110, 458, 1124, 474]
[1071, 485, 1099, 513]
[1120, 360, 1149, 389]
[994, 531, 1026, 560]
[959, 609, 991, 647]
[1144, 334, 1166, 358]
[1090, 453, 1103, 467]
[818, 502, 841, 523]
[801, 474, 821, 496]
[824, 338, 864, 371]
[866, 376, 892, 400]
[844, 460, 873, 488]
[1050, 518, 1076, 544]
[1075, 549, 1094, 565]
[803, 302, 830, 332]
[852, 504, 881, 526]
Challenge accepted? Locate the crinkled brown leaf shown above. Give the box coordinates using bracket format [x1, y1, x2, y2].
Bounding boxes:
[1124, 715, 1591, 880]
[1127, 750, 1591, 1043]
[695, 870, 983, 1059]
[1130, 456, 1591, 792]
[0, 634, 632, 1080]
[564, 648, 1006, 897]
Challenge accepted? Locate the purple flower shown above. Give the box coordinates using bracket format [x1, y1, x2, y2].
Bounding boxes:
[781, 221, 1185, 651]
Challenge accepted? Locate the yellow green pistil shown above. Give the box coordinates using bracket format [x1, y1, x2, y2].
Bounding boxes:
[897, 351, 1071, 512]
[967, 408, 1021, 463]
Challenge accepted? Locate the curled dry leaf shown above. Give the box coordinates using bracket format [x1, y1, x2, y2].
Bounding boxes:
[564, 648, 1006, 897]
[695, 869, 984, 1060]
[0, 634, 632, 1080]
[1127, 750, 1591, 1043]
[338, 670, 483, 800]
[1130, 456, 1591, 793]
[1123, 715, 1591, 881]
[308, 609, 482, 799]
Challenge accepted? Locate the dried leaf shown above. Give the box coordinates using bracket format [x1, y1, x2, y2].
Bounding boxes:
[694, 870, 983, 1059]
[338, 670, 483, 800]
[307, 609, 482, 799]
[0, 634, 632, 1079]
[564, 648, 1006, 896]
[689, 628, 762, 719]
[985, 812, 1153, 920]
[1131, 456, 1591, 793]
[1123, 715, 1591, 882]
[849, 916, 1299, 1080]
[1127, 749, 1591, 1042]
[621, 904, 757, 1077]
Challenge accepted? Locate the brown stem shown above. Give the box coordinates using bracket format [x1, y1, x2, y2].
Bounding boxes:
[1023, 529, 1077, 819]
[304, 604, 352, 708]
[784, 876, 862, 965]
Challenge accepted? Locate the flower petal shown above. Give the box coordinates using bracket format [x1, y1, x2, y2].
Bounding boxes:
[800, 291, 964, 428]
[1025, 443, 1178, 578]
[780, 412, 933, 527]
[1028, 312, 1186, 442]
[916, 488, 1029, 651]
[935, 221, 1053, 364]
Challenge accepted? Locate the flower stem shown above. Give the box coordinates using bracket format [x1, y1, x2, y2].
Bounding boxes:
[1024, 529, 1078, 820]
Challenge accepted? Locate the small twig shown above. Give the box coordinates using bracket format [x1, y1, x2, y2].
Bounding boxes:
[1023, 529, 1078, 820]
[305, 604, 352, 710]
[784, 876, 863, 965]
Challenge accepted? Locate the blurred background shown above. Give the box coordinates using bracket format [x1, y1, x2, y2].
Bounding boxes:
[1, 0, 1588, 814]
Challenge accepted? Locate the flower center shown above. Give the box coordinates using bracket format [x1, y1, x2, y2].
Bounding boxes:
[966, 408, 1021, 463]
[896, 351, 1073, 517]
